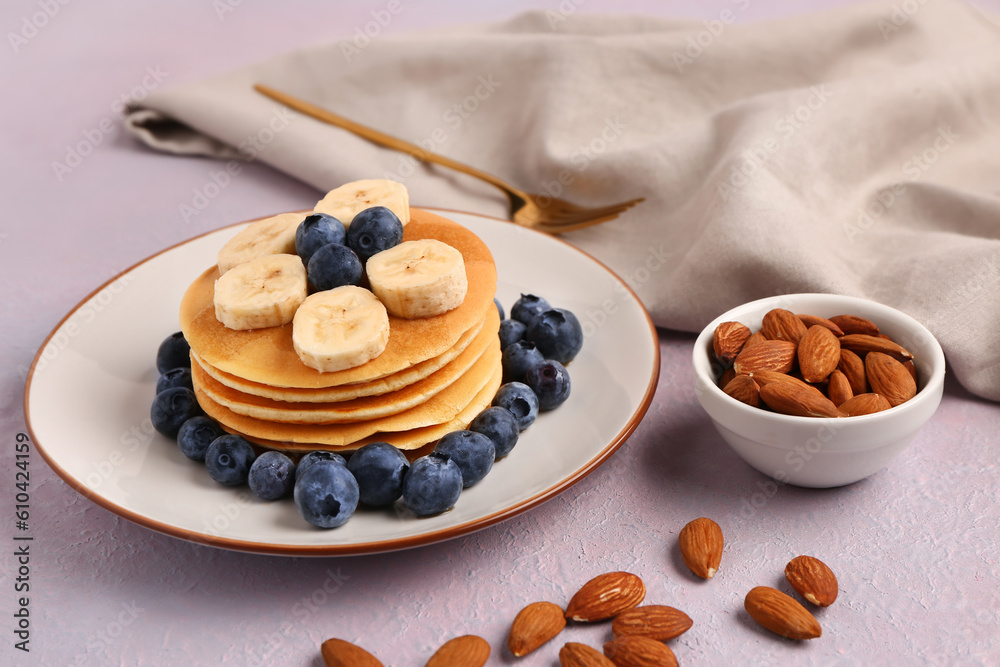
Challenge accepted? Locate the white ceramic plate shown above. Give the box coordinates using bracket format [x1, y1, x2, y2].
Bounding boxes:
[24, 209, 659, 556]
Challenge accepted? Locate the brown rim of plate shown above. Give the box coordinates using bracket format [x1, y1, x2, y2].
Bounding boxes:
[22, 207, 661, 557]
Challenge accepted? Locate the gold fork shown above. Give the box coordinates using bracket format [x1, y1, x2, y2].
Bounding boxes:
[254, 84, 643, 234]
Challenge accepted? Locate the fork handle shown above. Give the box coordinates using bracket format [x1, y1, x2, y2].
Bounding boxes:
[254, 84, 516, 197]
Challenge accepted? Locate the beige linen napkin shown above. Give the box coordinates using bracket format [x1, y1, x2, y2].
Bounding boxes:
[125, 0, 1000, 400]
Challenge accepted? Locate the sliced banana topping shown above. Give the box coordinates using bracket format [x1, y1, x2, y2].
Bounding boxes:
[314, 179, 410, 227]
[213, 254, 307, 331]
[366, 239, 468, 319]
[292, 286, 391, 373]
[217, 212, 304, 274]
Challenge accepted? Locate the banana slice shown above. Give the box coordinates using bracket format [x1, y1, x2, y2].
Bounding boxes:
[292, 286, 390, 372]
[217, 212, 304, 274]
[314, 179, 410, 227]
[366, 239, 468, 319]
[214, 254, 308, 330]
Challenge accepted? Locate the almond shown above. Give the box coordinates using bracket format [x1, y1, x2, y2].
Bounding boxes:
[903, 359, 918, 382]
[797, 313, 844, 336]
[827, 369, 853, 406]
[425, 635, 490, 667]
[839, 334, 913, 362]
[611, 605, 693, 641]
[797, 325, 841, 383]
[839, 392, 892, 416]
[865, 352, 917, 407]
[829, 314, 879, 336]
[678, 517, 723, 579]
[785, 555, 839, 607]
[744, 586, 822, 640]
[733, 340, 796, 375]
[321, 638, 383, 667]
[743, 331, 768, 349]
[837, 348, 868, 395]
[559, 643, 616, 666]
[603, 636, 678, 667]
[746, 370, 826, 398]
[723, 374, 760, 407]
[713, 321, 752, 365]
[507, 601, 566, 657]
[759, 382, 846, 418]
[761, 308, 808, 344]
[565, 572, 645, 622]
[718, 366, 736, 390]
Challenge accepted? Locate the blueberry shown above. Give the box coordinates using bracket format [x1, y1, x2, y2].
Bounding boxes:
[294, 460, 360, 528]
[493, 298, 505, 321]
[498, 319, 527, 351]
[156, 331, 190, 373]
[151, 387, 201, 438]
[295, 213, 346, 265]
[527, 308, 584, 364]
[510, 294, 551, 327]
[295, 451, 347, 482]
[176, 415, 224, 462]
[433, 430, 495, 488]
[248, 451, 296, 500]
[401, 455, 463, 517]
[156, 367, 193, 394]
[469, 406, 520, 459]
[524, 360, 572, 411]
[346, 206, 404, 262]
[205, 434, 256, 486]
[491, 382, 539, 431]
[307, 243, 363, 291]
[347, 442, 410, 507]
[501, 340, 545, 383]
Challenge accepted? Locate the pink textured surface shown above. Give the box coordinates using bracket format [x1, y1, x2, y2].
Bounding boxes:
[4, 1, 1000, 665]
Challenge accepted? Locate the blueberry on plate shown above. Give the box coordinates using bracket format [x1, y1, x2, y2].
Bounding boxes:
[248, 451, 296, 500]
[205, 434, 256, 487]
[491, 382, 540, 431]
[501, 339, 545, 383]
[510, 294, 551, 327]
[346, 206, 404, 262]
[401, 454, 463, 517]
[176, 415, 225, 462]
[295, 451, 347, 482]
[156, 331, 191, 373]
[433, 430, 495, 488]
[347, 442, 410, 507]
[156, 367, 193, 394]
[493, 298, 505, 321]
[151, 387, 201, 438]
[294, 460, 360, 528]
[498, 319, 527, 351]
[524, 359, 572, 411]
[295, 213, 346, 265]
[307, 243, 363, 291]
[527, 308, 584, 364]
[469, 406, 520, 459]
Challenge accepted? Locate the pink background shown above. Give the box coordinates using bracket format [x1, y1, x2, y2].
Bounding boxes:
[4, 1, 1000, 664]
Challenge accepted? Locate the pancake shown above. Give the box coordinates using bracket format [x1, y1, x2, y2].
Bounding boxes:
[246, 364, 503, 454]
[192, 306, 489, 403]
[191, 307, 500, 424]
[194, 339, 502, 447]
[180, 209, 497, 389]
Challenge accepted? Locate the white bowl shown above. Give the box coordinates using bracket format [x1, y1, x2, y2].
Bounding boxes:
[692, 293, 945, 488]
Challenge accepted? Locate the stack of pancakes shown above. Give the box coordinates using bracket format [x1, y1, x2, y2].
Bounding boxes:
[180, 209, 501, 455]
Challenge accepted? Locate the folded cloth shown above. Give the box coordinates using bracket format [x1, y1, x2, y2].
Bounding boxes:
[125, 0, 1000, 400]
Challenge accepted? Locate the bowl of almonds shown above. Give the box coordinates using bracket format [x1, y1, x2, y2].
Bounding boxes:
[692, 293, 945, 487]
